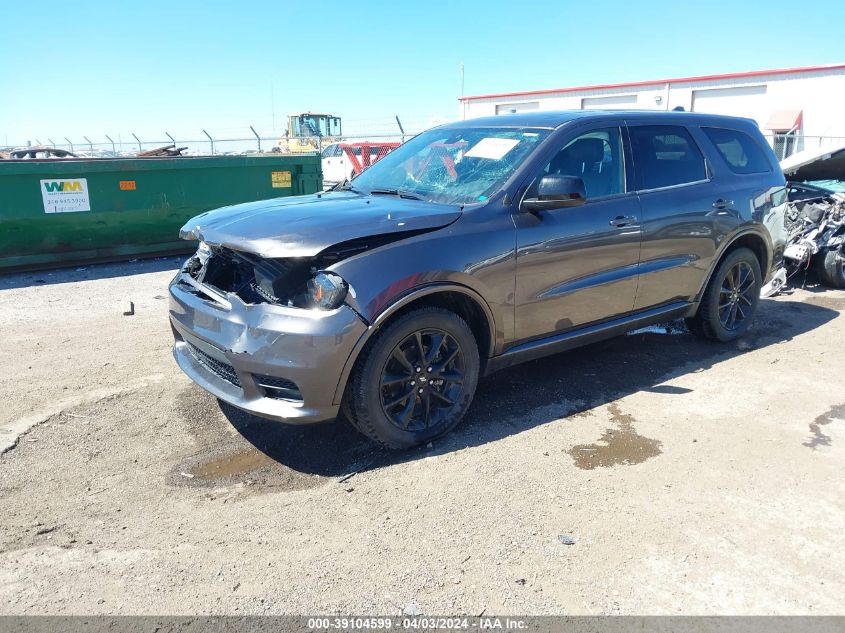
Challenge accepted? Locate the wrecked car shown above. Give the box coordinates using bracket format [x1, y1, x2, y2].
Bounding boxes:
[170, 111, 787, 449]
[779, 143, 845, 289]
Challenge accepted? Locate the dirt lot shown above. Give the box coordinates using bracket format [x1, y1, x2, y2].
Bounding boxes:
[1, 258, 843, 615]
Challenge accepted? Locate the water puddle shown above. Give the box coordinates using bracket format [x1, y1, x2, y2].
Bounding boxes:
[569, 403, 662, 469]
[804, 403, 845, 449]
[172, 445, 325, 492]
[169, 387, 327, 493]
[189, 448, 274, 480]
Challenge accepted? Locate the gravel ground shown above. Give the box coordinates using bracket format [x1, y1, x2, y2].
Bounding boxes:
[0, 259, 843, 615]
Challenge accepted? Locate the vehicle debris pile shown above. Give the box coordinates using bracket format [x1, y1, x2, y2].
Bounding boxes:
[137, 144, 189, 157]
[763, 144, 845, 297]
[763, 188, 845, 298]
[784, 190, 845, 286]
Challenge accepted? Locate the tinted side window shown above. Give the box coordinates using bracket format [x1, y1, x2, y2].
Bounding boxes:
[629, 125, 706, 190]
[702, 127, 771, 174]
[534, 127, 626, 199]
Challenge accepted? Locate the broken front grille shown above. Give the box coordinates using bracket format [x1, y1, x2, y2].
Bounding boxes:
[185, 247, 311, 307]
[186, 342, 241, 388]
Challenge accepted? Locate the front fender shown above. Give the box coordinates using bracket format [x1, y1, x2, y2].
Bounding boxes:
[330, 282, 498, 405]
[322, 208, 517, 404]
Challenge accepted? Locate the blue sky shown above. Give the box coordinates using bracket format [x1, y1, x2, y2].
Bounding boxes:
[2, 0, 843, 146]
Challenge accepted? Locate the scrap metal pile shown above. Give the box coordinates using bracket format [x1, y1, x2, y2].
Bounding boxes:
[137, 144, 189, 157]
[764, 188, 845, 297]
[784, 189, 845, 285]
[763, 143, 845, 297]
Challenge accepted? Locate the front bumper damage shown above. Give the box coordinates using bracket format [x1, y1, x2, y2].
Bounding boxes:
[169, 270, 367, 424]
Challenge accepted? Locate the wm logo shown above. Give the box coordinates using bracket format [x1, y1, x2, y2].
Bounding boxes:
[43, 181, 83, 192]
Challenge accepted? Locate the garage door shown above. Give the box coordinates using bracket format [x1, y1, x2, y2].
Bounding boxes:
[581, 94, 638, 109]
[691, 85, 768, 121]
[495, 101, 539, 115]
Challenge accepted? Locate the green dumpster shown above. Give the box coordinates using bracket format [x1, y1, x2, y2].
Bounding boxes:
[0, 154, 322, 272]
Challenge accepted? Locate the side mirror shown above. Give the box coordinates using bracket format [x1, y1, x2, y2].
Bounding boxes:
[521, 174, 587, 212]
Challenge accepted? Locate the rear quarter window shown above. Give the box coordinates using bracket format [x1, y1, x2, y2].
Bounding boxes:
[702, 127, 771, 175]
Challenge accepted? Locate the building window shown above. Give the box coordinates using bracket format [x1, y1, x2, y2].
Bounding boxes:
[772, 130, 799, 160]
[765, 110, 803, 160]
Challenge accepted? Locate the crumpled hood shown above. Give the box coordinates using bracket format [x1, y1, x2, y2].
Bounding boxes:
[180, 191, 462, 258]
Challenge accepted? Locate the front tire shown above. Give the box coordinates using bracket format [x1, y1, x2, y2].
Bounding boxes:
[346, 307, 480, 450]
[688, 247, 761, 342]
[816, 248, 845, 288]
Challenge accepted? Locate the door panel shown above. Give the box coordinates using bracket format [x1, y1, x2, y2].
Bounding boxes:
[514, 125, 641, 342]
[628, 124, 723, 310]
[514, 197, 643, 340]
[635, 183, 724, 308]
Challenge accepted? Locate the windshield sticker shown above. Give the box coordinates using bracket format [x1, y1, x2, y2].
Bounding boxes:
[464, 137, 520, 160]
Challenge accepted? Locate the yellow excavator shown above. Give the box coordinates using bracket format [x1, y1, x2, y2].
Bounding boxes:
[276, 112, 342, 153]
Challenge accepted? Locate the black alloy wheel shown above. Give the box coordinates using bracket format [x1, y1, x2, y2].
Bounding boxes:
[687, 247, 761, 342]
[345, 307, 480, 450]
[718, 260, 756, 331]
[379, 329, 465, 432]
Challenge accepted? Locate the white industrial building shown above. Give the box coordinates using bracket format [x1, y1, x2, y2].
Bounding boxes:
[458, 64, 845, 159]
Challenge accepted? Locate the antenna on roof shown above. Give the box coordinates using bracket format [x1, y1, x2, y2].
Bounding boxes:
[672, 106, 686, 112]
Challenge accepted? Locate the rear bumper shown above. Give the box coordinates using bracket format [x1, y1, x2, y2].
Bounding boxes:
[169, 273, 367, 424]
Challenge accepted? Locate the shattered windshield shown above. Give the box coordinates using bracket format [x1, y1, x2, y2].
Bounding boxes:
[349, 126, 551, 205]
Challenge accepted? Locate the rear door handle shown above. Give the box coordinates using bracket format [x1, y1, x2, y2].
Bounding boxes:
[609, 215, 636, 227]
[712, 198, 733, 209]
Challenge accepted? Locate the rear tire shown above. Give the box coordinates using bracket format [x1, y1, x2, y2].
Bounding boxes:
[345, 307, 480, 450]
[688, 248, 761, 342]
[815, 248, 845, 288]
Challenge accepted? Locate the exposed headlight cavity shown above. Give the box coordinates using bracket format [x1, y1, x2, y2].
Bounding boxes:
[183, 245, 352, 310]
[196, 241, 212, 264]
[307, 272, 348, 310]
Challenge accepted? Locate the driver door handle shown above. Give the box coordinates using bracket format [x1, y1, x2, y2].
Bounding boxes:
[609, 215, 636, 227]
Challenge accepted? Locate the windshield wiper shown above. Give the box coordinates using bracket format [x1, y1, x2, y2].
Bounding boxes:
[334, 179, 365, 194]
[368, 188, 423, 201]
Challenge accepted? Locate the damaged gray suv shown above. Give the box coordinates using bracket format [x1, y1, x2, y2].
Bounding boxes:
[170, 111, 787, 449]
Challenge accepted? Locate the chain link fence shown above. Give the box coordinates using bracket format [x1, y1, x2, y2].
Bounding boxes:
[1, 116, 447, 158]
[5, 125, 844, 167]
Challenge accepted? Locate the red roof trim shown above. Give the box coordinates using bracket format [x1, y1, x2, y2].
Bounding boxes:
[458, 63, 845, 102]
